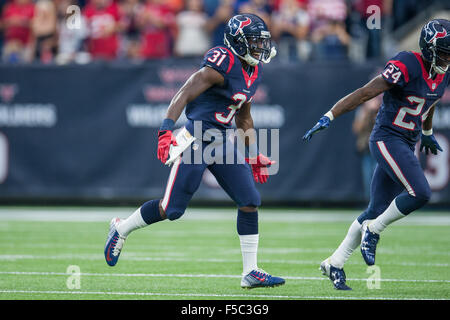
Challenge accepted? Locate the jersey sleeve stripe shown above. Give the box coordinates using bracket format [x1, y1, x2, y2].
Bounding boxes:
[220, 47, 235, 74]
[387, 60, 410, 83]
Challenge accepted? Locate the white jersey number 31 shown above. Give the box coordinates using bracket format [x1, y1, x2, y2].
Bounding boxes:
[215, 93, 247, 124]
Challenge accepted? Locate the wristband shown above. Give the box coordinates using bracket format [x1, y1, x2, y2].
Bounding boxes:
[324, 111, 334, 121]
[422, 129, 433, 136]
[159, 118, 175, 131]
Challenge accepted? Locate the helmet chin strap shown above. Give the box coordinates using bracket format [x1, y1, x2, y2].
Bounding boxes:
[263, 47, 277, 63]
[244, 54, 260, 66]
[245, 46, 277, 65]
[432, 57, 448, 75]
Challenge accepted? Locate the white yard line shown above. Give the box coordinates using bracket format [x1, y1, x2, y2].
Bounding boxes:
[1, 271, 449, 284]
[0, 289, 447, 300]
[0, 254, 448, 267]
[0, 207, 449, 225]
[3, 243, 448, 257]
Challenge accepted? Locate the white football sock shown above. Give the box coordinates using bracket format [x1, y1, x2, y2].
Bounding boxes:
[369, 199, 405, 234]
[330, 219, 362, 269]
[239, 234, 259, 275]
[117, 207, 148, 237]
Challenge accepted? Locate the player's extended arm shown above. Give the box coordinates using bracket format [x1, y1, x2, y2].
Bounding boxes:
[157, 67, 225, 163]
[420, 102, 443, 155]
[235, 102, 275, 184]
[302, 75, 394, 141]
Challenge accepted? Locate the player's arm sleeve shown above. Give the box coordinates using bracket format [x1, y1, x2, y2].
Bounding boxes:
[201, 47, 235, 78]
[380, 52, 412, 87]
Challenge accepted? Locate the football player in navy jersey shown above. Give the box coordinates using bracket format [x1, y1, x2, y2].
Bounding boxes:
[303, 19, 450, 290]
[104, 13, 285, 289]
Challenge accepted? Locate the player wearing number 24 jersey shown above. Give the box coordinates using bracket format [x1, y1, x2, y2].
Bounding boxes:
[372, 49, 449, 144]
[104, 13, 285, 289]
[303, 19, 450, 290]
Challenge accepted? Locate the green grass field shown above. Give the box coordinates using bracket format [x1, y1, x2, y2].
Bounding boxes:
[0, 206, 449, 300]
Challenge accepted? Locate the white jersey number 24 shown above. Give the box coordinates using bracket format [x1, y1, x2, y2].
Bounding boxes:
[393, 96, 425, 130]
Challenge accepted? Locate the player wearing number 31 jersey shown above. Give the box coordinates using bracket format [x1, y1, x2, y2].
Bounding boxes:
[185, 43, 262, 134]
[303, 19, 450, 290]
[103, 13, 285, 289]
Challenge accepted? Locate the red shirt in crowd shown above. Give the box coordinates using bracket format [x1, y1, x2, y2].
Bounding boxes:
[84, 0, 121, 60]
[2, 0, 35, 45]
[139, 2, 175, 59]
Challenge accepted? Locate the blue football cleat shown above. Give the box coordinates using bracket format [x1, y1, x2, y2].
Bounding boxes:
[241, 269, 285, 289]
[104, 218, 126, 267]
[360, 223, 380, 266]
[320, 258, 352, 290]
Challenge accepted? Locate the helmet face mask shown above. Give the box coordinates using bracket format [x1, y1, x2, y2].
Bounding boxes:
[435, 49, 450, 74]
[224, 14, 276, 66]
[247, 35, 272, 62]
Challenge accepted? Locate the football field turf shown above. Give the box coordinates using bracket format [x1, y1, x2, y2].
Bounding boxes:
[0, 206, 449, 300]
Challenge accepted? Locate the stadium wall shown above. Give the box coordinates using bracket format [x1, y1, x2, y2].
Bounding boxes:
[0, 60, 449, 207]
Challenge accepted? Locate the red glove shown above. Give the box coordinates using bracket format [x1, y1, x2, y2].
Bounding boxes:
[245, 153, 276, 184]
[157, 130, 178, 164]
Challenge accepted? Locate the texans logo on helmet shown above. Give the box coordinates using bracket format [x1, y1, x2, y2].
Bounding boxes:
[229, 16, 252, 36]
[424, 21, 448, 43]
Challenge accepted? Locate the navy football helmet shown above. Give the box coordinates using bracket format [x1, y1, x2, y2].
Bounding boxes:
[224, 13, 276, 66]
[419, 19, 450, 75]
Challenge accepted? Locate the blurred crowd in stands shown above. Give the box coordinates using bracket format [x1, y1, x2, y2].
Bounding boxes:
[0, 0, 445, 65]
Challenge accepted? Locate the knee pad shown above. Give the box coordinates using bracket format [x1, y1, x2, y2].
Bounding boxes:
[239, 190, 261, 208]
[416, 186, 431, 204]
[165, 209, 185, 221]
[396, 190, 430, 215]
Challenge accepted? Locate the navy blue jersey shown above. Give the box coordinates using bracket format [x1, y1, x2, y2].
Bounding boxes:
[185, 46, 263, 135]
[371, 51, 450, 144]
